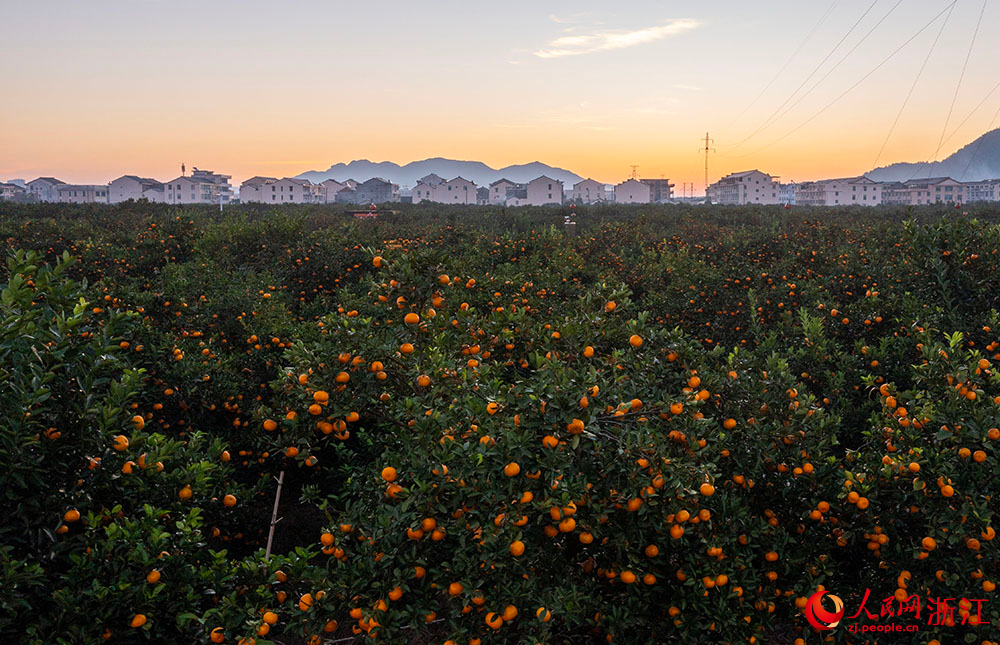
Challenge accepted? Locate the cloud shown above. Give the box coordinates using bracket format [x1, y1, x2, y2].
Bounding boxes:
[673, 83, 703, 91]
[534, 19, 700, 59]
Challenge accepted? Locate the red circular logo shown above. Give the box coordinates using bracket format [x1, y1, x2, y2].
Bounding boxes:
[805, 591, 844, 630]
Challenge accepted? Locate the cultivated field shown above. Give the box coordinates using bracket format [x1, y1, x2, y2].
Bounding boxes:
[2, 202, 999, 644]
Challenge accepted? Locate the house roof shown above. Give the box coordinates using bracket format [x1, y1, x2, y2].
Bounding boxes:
[489, 178, 516, 187]
[528, 175, 562, 185]
[573, 178, 603, 187]
[29, 177, 66, 185]
[241, 176, 278, 186]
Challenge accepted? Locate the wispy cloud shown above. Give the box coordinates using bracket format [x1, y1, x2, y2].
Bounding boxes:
[673, 83, 703, 91]
[534, 19, 700, 59]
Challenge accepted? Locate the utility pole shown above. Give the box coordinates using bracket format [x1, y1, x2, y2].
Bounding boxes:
[703, 132, 715, 198]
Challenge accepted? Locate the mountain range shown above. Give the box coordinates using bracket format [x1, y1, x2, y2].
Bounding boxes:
[293, 129, 1000, 190]
[296, 158, 586, 188]
[867, 129, 1000, 182]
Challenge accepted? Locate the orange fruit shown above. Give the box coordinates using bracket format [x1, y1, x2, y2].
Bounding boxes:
[404, 312, 420, 325]
[699, 483, 715, 497]
[64, 509, 81, 523]
[504, 462, 521, 477]
[112, 435, 129, 451]
[130, 614, 147, 628]
[509, 540, 525, 556]
[381, 467, 397, 482]
[629, 334, 643, 348]
[146, 570, 160, 584]
[223, 494, 237, 507]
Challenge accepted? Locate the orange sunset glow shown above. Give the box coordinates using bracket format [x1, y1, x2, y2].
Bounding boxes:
[2, 1, 998, 190]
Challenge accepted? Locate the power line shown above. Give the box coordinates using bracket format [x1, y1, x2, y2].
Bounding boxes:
[738, 0, 905, 154]
[729, 0, 841, 125]
[720, 0, 882, 156]
[944, 80, 1000, 146]
[732, 1, 958, 159]
[960, 100, 1000, 180]
[870, 1, 956, 170]
[925, 0, 988, 178]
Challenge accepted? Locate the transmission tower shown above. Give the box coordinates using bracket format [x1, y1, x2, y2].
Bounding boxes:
[630, 165, 639, 180]
[702, 133, 715, 196]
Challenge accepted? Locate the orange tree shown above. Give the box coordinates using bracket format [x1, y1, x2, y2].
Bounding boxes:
[261, 247, 864, 643]
[0, 250, 272, 643]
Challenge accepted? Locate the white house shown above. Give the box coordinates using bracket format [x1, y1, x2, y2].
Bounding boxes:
[56, 184, 109, 204]
[320, 179, 346, 203]
[163, 168, 232, 204]
[794, 176, 882, 207]
[707, 170, 780, 205]
[27, 177, 65, 202]
[572, 179, 605, 204]
[964, 178, 1000, 202]
[108, 175, 164, 203]
[412, 180, 436, 203]
[526, 176, 563, 206]
[489, 179, 518, 205]
[614, 179, 651, 204]
[437, 177, 477, 204]
[239, 176, 278, 203]
[0, 183, 26, 200]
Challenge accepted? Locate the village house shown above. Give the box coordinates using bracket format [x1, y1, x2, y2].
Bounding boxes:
[794, 176, 882, 207]
[525, 176, 563, 206]
[0, 183, 27, 200]
[27, 177, 65, 202]
[707, 170, 780, 205]
[56, 184, 109, 204]
[163, 168, 233, 204]
[614, 178, 651, 204]
[571, 178, 605, 204]
[489, 179, 518, 205]
[108, 175, 164, 203]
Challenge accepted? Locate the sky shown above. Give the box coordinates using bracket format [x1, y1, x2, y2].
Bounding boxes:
[1, 0, 998, 192]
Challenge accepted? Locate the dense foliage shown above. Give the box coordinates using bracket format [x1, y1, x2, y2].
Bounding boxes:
[2, 200, 999, 644]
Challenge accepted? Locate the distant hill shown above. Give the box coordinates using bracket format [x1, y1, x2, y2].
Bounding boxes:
[868, 129, 1000, 182]
[296, 157, 586, 188]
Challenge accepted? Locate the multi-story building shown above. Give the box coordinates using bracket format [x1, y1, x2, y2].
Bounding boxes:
[526, 176, 563, 206]
[489, 179, 518, 205]
[412, 174, 446, 203]
[27, 177, 65, 202]
[0, 183, 27, 201]
[614, 178, 651, 204]
[639, 178, 674, 202]
[964, 178, 1000, 202]
[320, 179, 346, 203]
[267, 178, 323, 203]
[163, 168, 232, 204]
[238, 176, 278, 203]
[412, 176, 478, 204]
[707, 170, 779, 205]
[779, 183, 796, 205]
[56, 184, 109, 204]
[108, 175, 164, 203]
[476, 186, 489, 205]
[794, 176, 882, 207]
[355, 178, 399, 204]
[571, 178, 605, 204]
[882, 177, 962, 206]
